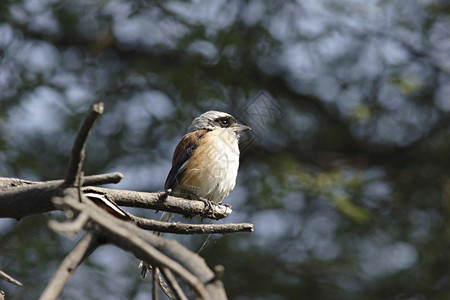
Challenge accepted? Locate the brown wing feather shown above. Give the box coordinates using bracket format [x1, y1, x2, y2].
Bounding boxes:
[164, 129, 208, 191]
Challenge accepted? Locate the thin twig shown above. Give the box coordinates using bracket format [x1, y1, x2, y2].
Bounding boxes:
[65, 103, 104, 186]
[77, 172, 123, 186]
[0, 173, 124, 191]
[160, 267, 189, 300]
[54, 193, 219, 299]
[130, 215, 253, 234]
[48, 204, 90, 239]
[0, 270, 23, 286]
[152, 268, 160, 300]
[111, 227, 211, 300]
[39, 232, 99, 300]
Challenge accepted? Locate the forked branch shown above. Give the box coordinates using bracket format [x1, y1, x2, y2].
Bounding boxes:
[1, 103, 252, 300]
[39, 232, 99, 300]
[49, 191, 227, 300]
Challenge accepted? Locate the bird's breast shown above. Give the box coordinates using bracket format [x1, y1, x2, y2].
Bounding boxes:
[180, 129, 240, 202]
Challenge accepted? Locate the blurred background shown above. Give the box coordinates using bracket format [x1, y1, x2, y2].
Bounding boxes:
[1, 0, 450, 299]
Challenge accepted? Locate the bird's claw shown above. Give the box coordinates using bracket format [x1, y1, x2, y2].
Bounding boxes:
[200, 197, 214, 211]
[159, 189, 172, 201]
[198, 197, 216, 218]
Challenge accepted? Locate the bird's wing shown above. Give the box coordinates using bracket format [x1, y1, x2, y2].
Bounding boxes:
[164, 129, 208, 191]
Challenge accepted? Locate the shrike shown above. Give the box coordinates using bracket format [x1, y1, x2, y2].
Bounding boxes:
[162, 110, 250, 220]
[140, 110, 250, 278]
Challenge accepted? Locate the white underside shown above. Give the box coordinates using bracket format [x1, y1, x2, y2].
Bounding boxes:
[177, 128, 240, 203]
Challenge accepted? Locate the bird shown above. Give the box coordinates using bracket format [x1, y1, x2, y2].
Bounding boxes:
[161, 110, 251, 220]
[139, 110, 250, 280]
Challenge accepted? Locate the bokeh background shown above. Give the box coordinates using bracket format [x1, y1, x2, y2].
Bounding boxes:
[2, 0, 450, 299]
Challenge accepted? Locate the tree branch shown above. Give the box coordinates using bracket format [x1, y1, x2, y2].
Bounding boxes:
[83, 186, 233, 220]
[0, 270, 23, 287]
[51, 191, 227, 300]
[152, 268, 160, 300]
[39, 232, 99, 300]
[73, 172, 124, 186]
[2, 103, 251, 300]
[0, 173, 123, 190]
[130, 214, 253, 234]
[65, 103, 104, 186]
[48, 209, 90, 239]
[0, 178, 232, 220]
[0, 173, 123, 219]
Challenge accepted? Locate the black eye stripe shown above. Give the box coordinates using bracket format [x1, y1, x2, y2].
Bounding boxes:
[214, 116, 233, 127]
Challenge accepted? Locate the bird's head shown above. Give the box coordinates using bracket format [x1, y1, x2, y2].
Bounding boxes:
[187, 111, 251, 134]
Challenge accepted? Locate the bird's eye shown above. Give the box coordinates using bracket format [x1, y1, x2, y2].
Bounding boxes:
[219, 118, 230, 126]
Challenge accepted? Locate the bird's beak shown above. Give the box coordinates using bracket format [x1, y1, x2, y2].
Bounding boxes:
[233, 123, 251, 133]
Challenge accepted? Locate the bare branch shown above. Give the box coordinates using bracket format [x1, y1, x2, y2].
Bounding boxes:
[0, 181, 66, 219]
[0, 270, 23, 286]
[48, 209, 90, 239]
[2, 103, 240, 299]
[0, 174, 121, 219]
[130, 214, 253, 234]
[83, 186, 233, 220]
[76, 172, 124, 186]
[0, 178, 231, 220]
[0, 178, 35, 189]
[39, 232, 99, 300]
[152, 268, 160, 300]
[0, 173, 124, 220]
[65, 103, 104, 186]
[52, 191, 227, 299]
[0, 173, 123, 190]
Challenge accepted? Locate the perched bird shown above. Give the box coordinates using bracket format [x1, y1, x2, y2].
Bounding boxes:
[140, 110, 250, 279]
[161, 110, 251, 221]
